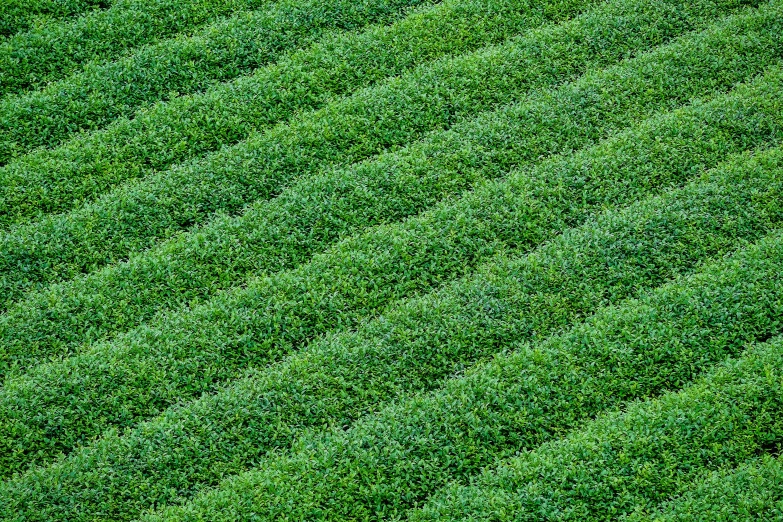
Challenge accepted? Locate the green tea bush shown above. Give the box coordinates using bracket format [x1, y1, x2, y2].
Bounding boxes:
[0, 0, 775, 312]
[0, 0, 389, 94]
[39, 149, 783, 522]
[2, 1, 781, 521]
[629, 457, 783, 521]
[0, 0, 113, 38]
[0, 0, 583, 162]
[3, 146, 783, 518]
[414, 334, 783, 521]
[0, 0, 761, 230]
[2, 145, 782, 520]
[2, 64, 782, 385]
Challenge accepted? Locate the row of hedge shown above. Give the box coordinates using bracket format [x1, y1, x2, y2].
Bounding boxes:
[0, 0, 291, 94]
[628, 456, 783, 521]
[0, 0, 762, 230]
[0, 142, 783, 520]
[0, 0, 578, 163]
[2, 61, 781, 391]
[8, 146, 780, 521]
[413, 333, 783, 520]
[0, 0, 112, 38]
[0, 0, 774, 319]
[1, 12, 779, 478]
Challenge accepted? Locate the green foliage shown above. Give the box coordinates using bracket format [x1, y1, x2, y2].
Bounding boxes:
[0, 0, 356, 95]
[0, 0, 774, 314]
[0, 0, 761, 229]
[2, 142, 783, 520]
[0, 10, 779, 479]
[0, 0, 112, 38]
[413, 334, 783, 521]
[3, 1, 783, 520]
[71, 147, 783, 522]
[0, 0, 579, 163]
[2, 61, 782, 391]
[631, 456, 783, 521]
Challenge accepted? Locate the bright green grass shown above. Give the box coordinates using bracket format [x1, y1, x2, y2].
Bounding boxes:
[0, 9, 776, 473]
[0, 0, 760, 231]
[126, 147, 783, 521]
[0, 0, 583, 163]
[4, 145, 782, 522]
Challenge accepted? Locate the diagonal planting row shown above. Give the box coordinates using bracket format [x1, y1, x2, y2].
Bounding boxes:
[4, 4, 782, 522]
[411, 334, 783, 522]
[119, 150, 771, 521]
[0, 0, 763, 231]
[0, 0, 113, 38]
[164, 264, 783, 521]
[3, 76, 778, 480]
[0, 0, 555, 226]
[627, 456, 783, 521]
[0, 0, 730, 297]
[1, 15, 781, 477]
[3, 140, 783, 519]
[2, 62, 782, 386]
[0, 0, 777, 317]
[0, 0, 329, 95]
[9, 147, 782, 521]
[3, 5, 782, 520]
[0, 0, 583, 163]
[0, 11, 777, 387]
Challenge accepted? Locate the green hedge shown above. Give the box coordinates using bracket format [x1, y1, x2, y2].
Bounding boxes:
[0, 4, 773, 412]
[1, 2, 779, 522]
[0, 0, 319, 95]
[4, 146, 783, 521]
[0, 0, 761, 230]
[3, 145, 783, 520]
[90, 148, 783, 522]
[0, 0, 774, 313]
[413, 335, 783, 521]
[0, 12, 780, 479]
[2, 63, 782, 384]
[0, 0, 112, 38]
[0, 0, 579, 163]
[631, 456, 783, 521]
